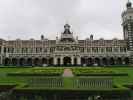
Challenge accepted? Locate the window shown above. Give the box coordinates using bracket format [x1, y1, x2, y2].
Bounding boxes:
[106, 47, 112, 52]
[100, 48, 104, 53]
[64, 47, 71, 51]
[120, 47, 127, 52]
[114, 47, 118, 52]
[87, 48, 91, 52]
[4, 47, 6, 53]
[92, 47, 98, 53]
[22, 48, 28, 53]
[80, 47, 84, 52]
[50, 48, 55, 52]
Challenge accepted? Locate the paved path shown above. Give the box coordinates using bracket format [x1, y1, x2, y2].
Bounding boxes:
[62, 68, 74, 77]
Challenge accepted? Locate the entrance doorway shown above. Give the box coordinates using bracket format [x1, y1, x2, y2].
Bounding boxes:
[63, 57, 71, 66]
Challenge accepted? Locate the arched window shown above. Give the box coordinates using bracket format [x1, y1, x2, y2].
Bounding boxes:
[64, 47, 71, 51]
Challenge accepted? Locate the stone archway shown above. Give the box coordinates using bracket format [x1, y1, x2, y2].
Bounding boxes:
[57, 58, 61, 66]
[74, 58, 77, 66]
[4, 58, 11, 66]
[124, 57, 129, 65]
[42, 58, 47, 65]
[63, 57, 71, 66]
[102, 58, 108, 66]
[117, 57, 122, 65]
[87, 58, 93, 66]
[34, 58, 40, 66]
[19, 58, 26, 66]
[49, 58, 53, 65]
[110, 57, 115, 65]
[94, 58, 100, 66]
[81, 57, 86, 65]
[27, 58, 32, 66]
[12, 58, 18, 66]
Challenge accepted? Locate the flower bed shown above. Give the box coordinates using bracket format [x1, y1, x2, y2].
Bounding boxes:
[7, 68, 63, 76]
[72, 68, 128, 76]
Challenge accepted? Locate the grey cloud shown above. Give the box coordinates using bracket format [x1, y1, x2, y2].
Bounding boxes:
[0, 0, 128, 40]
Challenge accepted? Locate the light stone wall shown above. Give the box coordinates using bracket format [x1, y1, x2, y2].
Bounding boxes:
[0, 38, 130, 66]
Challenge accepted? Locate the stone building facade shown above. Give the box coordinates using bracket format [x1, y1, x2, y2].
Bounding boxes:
[0, 2, 132, 66]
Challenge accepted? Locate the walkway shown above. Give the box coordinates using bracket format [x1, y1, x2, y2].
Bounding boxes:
[62, 68, 74, 77]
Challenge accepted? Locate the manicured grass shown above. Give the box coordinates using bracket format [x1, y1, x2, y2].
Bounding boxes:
[63, 77, 74, 88]
[0, 66, 133, 90]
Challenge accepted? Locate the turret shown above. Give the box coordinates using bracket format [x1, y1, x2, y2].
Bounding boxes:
[126, 0, 132, 8]
[90, 34, 93, 40]
[122, 0, 133, 65]
[41, 35, 44, 40]
[60, 24, 75, 42]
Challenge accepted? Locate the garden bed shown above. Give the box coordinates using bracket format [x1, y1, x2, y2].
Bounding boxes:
[75, 73, 128, 76]
[72, 68, 128, 76]
[7, 68, 63, 76]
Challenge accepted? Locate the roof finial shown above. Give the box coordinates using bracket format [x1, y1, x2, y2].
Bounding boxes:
[64, 20, 71, 30]
[127, 0, 132, 8]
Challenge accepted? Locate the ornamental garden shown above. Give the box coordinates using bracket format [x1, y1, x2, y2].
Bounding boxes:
[0, 66, 132, 100]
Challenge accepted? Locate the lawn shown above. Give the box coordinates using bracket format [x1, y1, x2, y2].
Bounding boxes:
[0, 66, 132, 90]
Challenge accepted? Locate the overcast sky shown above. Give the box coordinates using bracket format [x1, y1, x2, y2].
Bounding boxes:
[0, 0, 129, 40]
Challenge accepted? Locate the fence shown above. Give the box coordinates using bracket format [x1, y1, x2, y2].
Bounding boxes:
[28, 77, 113, 89]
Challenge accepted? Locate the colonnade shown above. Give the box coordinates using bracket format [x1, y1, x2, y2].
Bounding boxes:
[3, 56, 130, 66]
[53, 56, 81, 66]
[80, 57, 130, 66]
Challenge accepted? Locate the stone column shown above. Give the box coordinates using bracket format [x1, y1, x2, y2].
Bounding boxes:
[0, 56, 1, 65]
[60, 56, 63, 66]
[39, 58, 42, 66]
[17, 58, 20, 66]
[106, 58, 110, 66]
[83, 57, 87, 65]
[77, 57, 81, 65]
[32, 58, 34, 66]
[99, 58, 102, 66]
[0, 46, 3, 65]
[46, 58, 49, 65]
[71, 56, 74, 66]
[54, 57, 57, 66]
[10, 58, 12, 66]
[113, 57, 116, 65]
[122, 58, 125, 65]
[0, 56, 2, 65]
